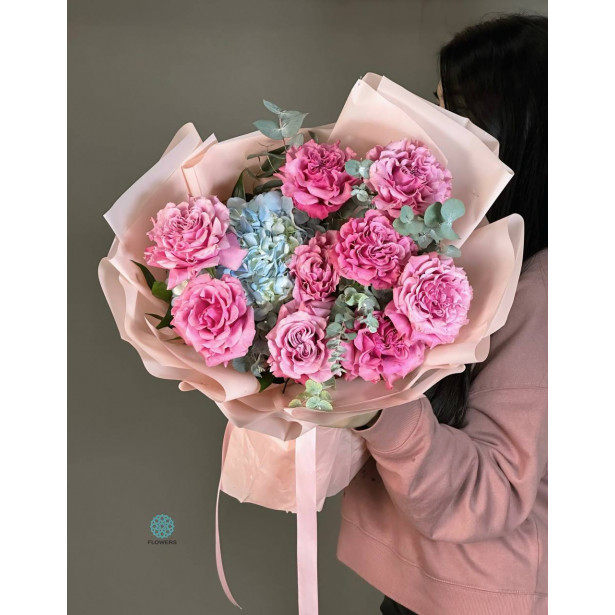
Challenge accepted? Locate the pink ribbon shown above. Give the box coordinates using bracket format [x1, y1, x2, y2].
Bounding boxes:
[216, 425, 242, 609]
[295, 428, 319, 614]
[216, 424, 320, 614]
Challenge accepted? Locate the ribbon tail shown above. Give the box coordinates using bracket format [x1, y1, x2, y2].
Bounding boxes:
[216, 423, 242, 609]
[295, 428, 319, 615]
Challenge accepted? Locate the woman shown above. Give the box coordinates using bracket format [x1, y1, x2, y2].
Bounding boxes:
[337, 14, 547, 615]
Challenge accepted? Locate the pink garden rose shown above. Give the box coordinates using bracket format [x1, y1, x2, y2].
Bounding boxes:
[367, 139, 452, 218]
[330, 209, 417, 289]
[266, 301, 333, 383]
[342, 311, 425, 389]
[171, 273, 255, 367]
[145, 195, 246, 289]
[288, 231, 339, 303]
[385, 253, 472, 348]
[276, 140, 359, 219]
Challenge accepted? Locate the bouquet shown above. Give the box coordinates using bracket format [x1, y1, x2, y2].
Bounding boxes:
[99, 74, 523, 614]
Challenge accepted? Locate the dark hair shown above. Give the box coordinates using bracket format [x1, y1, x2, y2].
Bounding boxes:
[426, 13, 548, 428]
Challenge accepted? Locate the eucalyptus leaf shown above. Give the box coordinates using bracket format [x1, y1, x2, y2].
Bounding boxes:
[393, 218, 412, 236]
[289, 132, 305, 147]
[406, 219, 426, 235]
[305, 380, 323, 395]
[345, 160, 361, 177]
[424, 202, 442, 228]
[279, 111, 308, 138]
[355, 190, 369, 202]
[443, 244, 462, 258]
[316, 399, 333, 411]
[253, 119, 283, 140]
[417, 234, 433, 249]
[263, 100, 282, 115]
[438, 223, 460, 240]
[399, 206, 415, 224]
[441, 198, 465, 222]
[288, 398, 303, 408]
[326, 322, 343, 336]
[306, 396, 321, 409]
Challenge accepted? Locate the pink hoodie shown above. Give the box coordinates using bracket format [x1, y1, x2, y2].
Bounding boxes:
[338, 250, 548, 615]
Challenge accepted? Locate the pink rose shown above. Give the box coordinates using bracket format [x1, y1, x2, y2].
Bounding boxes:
[276, 140, 359, 219]
[330, 209, 417, 289]
[288, 231, 339, 303]
[171, 273, 255, 367]
[367, 139, 452, 218]
[342, 311, 425, 389]
[386, 253, 472, 348]
[145, 195, 246, 289]
[266, 302, 333, 383]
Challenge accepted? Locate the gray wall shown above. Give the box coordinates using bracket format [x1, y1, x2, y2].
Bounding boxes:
[68, 1, 547, 613]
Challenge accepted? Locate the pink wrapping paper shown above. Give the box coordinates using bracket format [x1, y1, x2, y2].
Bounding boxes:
[99, 72, 522, 511]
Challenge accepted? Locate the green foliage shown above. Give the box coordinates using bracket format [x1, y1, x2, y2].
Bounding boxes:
[392, 198, 466, 257]
[131, 260, 156, 289]
[290, 378, 335, 411]
[254, 100, 308, 144]
[151, 281, 173, 303]
[232, 170, 246, 199]
[156, 304, 173, 330]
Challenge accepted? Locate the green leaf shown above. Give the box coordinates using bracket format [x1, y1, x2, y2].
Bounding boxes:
[308, 130, 319, 144]
[258, 370, 277, 392]
[345, 159, 361, 177]
[393, 218, 411, 236]
[354, 189, 369, 202]
[279, 111, 308, 138]
[289, 132, 305, 147]
[406, 219, 426, 235]
[359, 159, 373, 179]
[424, 202, 442, 228]
[443, 244, 462, 258]
[156, 305, 173, 330]
[438, 223, 460, 241]
[231, 171, 246, 199]
[322, 378, 336, 387]
[288, 398, 303, 408]
[326, 322, 343, 337]
[305, 396, 321, 409]
[399, 206, 415, 224]
[441, 198, 465, 222]
[305, 380, 323, 395]
[316, 399, 333, 411]
[320, 390, 332, 401]
[152, 281, 173, 303]
[146, 313, 163, 321]
[263, 100, 282, 115]
[417, 234, 433, 249]
[131, 260, 156, 290]
[254, 179, 283, 195]
[253, 119, 283, 140]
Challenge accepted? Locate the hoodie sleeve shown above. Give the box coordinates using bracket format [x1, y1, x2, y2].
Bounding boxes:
[357, 253, 548, 543]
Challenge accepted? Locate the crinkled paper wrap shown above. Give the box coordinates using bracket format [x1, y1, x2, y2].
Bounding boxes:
[99, 73, 523, 512]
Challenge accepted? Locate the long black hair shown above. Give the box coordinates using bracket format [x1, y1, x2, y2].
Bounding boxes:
[426, 14, 548, 428]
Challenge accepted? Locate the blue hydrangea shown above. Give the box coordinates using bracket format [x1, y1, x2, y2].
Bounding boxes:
[225, 190, 305, 321]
